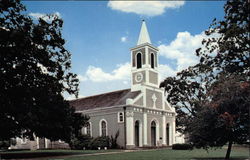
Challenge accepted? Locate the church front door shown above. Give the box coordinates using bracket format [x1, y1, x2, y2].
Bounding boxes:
[166, 123, 170, 146]
[135, 121, 140, 147]
[151, 121, 156, 146]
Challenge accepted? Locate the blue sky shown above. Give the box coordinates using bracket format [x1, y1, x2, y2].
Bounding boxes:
[23, 1, 225, 98]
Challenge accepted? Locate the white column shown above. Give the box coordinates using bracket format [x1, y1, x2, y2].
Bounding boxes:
[172, 120, 176, 144]
[36, 137, 39, 149]
[145, 46, 149, 65]
[143, 112, 148, 145]
[139, 122, 143, 147]
[126, 111, 134, 146]
[45, 138, 48, 149]
[156, 122, 159, 145]
[162, 115, 166, 145]
[83, 127, 87, 135]
[169, 123, 173, 145]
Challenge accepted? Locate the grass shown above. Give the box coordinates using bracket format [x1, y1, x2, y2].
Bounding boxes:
[0, 149, 121, 159]
[0, 147, 249, 160]
[62, 147, 249, 160]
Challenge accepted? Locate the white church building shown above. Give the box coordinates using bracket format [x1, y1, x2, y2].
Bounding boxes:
[11, 20, 179, 150]
[70, 20, 176, 149]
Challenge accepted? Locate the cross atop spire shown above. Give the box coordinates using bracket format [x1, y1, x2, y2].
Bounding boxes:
[137, 20, 151, 45]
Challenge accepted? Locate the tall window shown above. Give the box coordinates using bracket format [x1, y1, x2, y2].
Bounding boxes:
[101, 120, 107, 136]
[86, 122, 91, 136]
[136, 53, 142, 69]
[118, 112, 124, 122]
[151, 53, 155, 69]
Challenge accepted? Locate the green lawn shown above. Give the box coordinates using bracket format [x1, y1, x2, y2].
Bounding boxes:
[0, 149, 121, 159]
[62, 147, 249, 160]
[1, 147, 249, 160]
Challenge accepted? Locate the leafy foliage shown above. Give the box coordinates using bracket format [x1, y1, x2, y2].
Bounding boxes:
[160, 0, 249, 159]
[196, 0, 249, 76]
[0, 139, 16, 150]
[89, 136, 110, 150]
[0, 0, 87, 142]
[110, 130, 120, 149]
[190, 74, 250, 146]
[69, 134, 93, 150]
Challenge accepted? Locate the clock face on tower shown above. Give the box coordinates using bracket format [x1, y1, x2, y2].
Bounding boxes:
[135, 73, 143, 82]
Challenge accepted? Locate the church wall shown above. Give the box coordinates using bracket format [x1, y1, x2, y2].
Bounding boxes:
[87, 108, 125, 148]
[134, 97, 143, 106]
[47, 140, 69, 149]
[132, 108, 144, 122]
[165, 102, 174, 111]
[132, 71, 146, 85]
[149, 71, 158, 85]
[11, 138, 31, 149]
[145, 89, 163, 109]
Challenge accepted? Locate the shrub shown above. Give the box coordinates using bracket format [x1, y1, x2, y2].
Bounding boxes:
[0, 140, 10, 150]
[110, 130, 120, 149]
[89, 136, 110, 150]
[0, 139, 16, 150]
[172, 143, 193, 150]
[69, 135, 92, 150]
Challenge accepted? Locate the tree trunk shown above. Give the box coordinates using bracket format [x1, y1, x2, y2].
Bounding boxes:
[225, 141, 233, 159]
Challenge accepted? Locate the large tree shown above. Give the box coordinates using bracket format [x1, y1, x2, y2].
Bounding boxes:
[0, 0, 87, 143]
[160, 0, 249, 159]
[188, 74, 249, 159]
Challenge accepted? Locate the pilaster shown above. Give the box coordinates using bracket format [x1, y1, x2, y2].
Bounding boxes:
[126, 111, 135, 148]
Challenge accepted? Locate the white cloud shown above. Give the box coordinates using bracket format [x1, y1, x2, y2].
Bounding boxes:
[121, 36, 127, 42]
[107, 1, 185, 16]
[79, 62, 176, 83]
[82, 62, 131, 82]
[158, 64, 176, 81]
[29, 12, 61, 22]
[66, 94, 85, 100]
[77, 75, 87, 82]
[158, 31, 207, 72]
[76, 31, 220, 97]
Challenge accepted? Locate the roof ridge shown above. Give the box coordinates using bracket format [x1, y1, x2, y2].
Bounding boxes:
[69, 88, 131, 101]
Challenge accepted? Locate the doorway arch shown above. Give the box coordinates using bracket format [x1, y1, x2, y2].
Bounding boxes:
[166, 123, 170, 146]
[134, 120, 140, 147]
[151, 121, 156, 146]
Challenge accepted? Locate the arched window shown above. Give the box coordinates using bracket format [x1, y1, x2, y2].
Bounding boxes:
[151, 53, 155, 69]
[86, 122, 91, 136]
[151, 121, 156, 127]
[101, 120, 107, 136]
[118, 112, 124, 122]
[136, 53, 142, 69]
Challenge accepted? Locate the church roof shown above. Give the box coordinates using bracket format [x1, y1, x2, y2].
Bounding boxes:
[69, 89, 141, 111]
[137, 20, 151, 45]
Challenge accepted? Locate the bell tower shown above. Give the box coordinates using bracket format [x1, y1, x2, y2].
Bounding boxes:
[131, 20, 159, 91]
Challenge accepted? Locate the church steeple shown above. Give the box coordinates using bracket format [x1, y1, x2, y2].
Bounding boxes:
[131, 20, 159, 91]
[137, 20, 151, 45]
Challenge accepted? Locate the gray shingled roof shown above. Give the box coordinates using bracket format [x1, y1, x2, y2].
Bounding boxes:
[69, 89, 141, 111]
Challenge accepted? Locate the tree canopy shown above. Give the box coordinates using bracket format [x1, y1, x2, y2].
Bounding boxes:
[0, 0, 87, 142]
[160, 0, 249, 159]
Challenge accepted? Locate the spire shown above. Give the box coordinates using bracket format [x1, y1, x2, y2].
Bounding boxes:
[137, 20, 151, 45]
